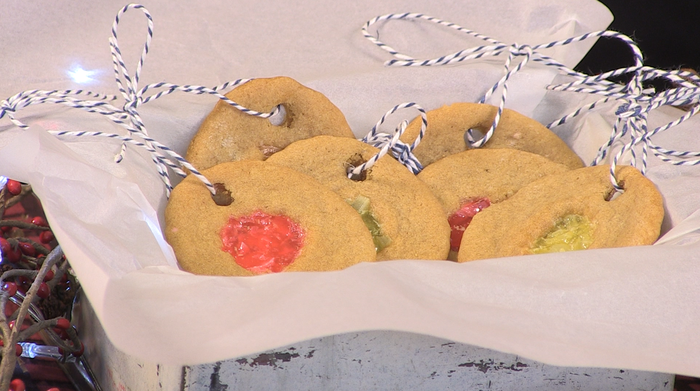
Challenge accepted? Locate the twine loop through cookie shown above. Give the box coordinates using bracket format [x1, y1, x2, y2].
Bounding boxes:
[362, 12, 700, 192]
[362, 13, 644, 155]
[0, 4, 284, 198]
[550, 66, 700, 192]
[350, 101, 428, 179]
[360, 102, 427, 175]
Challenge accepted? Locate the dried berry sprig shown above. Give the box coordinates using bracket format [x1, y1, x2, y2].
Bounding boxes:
[0, 179, 82, 387]
[6, 237, 51, 256]
[1, 182, 32, 211]
[46, 258, 72, 293]
[0, 221, 51, 232]
[0, 245, 63, 390]
[7, 291, 82, 358]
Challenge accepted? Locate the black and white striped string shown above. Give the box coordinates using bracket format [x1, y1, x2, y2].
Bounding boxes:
[360, 102, 428, 175]
[362, 13, 644, 150]
[0, 3, 281, 197]
[350, 101, 429, 179]
[362, 12, 700, 192]
[549, 66, 700, 191]
[349, 117, 411, 181]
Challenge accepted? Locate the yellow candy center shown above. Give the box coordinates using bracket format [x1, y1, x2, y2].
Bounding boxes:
[530, 214, 593, 254]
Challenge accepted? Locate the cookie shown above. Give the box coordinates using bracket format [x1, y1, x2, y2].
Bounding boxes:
[417, 148, 570, 259]
[186, 76, 355, 170]
[164, 160, 377, 276]
[266, 135, 451, 261]
[400, 102, 584, 169]
[457, 165, 665, 262]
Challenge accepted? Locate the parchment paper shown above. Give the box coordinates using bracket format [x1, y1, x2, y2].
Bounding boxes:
[2, 0, 700, 377]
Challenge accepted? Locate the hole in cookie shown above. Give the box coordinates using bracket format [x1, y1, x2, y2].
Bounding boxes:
[464, 128, 485, 147]
[345, 153, 368, 181]
[212, 183, 234, 206]
[604, 180, 625, 201]
[268, 104, 287, 126]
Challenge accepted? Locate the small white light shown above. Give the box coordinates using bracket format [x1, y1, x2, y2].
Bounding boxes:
[67, 65, 98, 84]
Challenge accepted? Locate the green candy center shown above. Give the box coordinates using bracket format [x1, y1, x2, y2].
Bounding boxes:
[348, 195, 392, 253]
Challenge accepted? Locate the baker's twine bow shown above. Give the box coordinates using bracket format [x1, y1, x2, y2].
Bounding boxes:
[4, 7, 699, 197]
[0, 4, 284, 197]
[363, 12, 700, 193]
[358, 102, 428, 176]
[549, 67, 700, 191]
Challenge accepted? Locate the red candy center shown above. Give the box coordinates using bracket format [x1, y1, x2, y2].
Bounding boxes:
[447, 198, 491, 252]
[220, 211, 305, 274]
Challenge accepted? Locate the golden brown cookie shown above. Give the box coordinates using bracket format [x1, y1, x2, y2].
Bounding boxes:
[400, 102, 584, 169]
[457, 165, 665, 262]
[186, 76, 354, 170]
[164, 160, 376, 276]
[417, 148, 570, 259]
[266, 135, 451, 261]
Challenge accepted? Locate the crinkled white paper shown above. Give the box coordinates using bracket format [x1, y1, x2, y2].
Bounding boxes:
[2, 0, 700, 377]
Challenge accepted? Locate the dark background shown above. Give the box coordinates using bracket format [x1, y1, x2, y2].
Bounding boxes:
[575, 0, 700, 83]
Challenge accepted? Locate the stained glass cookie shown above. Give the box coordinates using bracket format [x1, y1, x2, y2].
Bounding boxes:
[457, 165, 664, 262]
[164, 160, 376, 276]
[266, 135, 451, 261]
[417, 148, 570, 260]
[186, 76, 355, 170]
[400, 102, 584, 169]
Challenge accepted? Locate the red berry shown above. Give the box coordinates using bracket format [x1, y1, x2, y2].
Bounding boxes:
[6, 180, 21, 196]
[18, 242, 35, 257]
[30, 216, 48, 227]
[0, 238, 10, 254]
[44, 270, 55, 282]
[39, 230, 55, 244]
[3, 282, 17, 296]
[4, 301, 18, 316]
[16, 277, 29, 294]
[52, 327, 70, 340]
[14, 344, 22, 357]
[17, 276, 29, 287]
[72, 342, 84, 357]
[5, 245, 22, 263]
[36, 283, 50, 299]
[58, 342, 84, 356]
[1, 226, 11, 233]
[58, 278, 69, 289]
[9, 378, 25, 391]
[55, 318, 71, 330]
[9, 248, 22, 262]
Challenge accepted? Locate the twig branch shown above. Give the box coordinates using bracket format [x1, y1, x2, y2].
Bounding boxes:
[0, 245, 63, 389]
